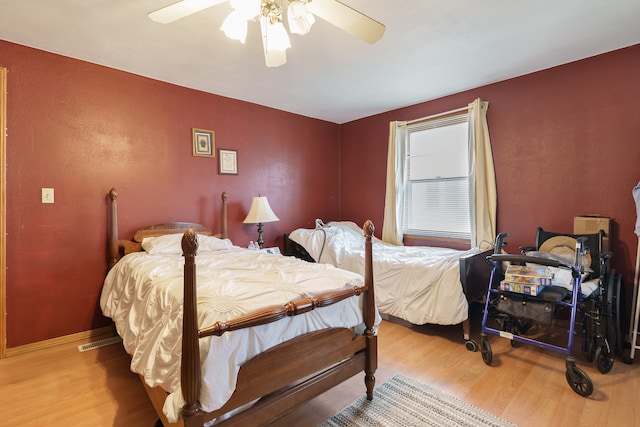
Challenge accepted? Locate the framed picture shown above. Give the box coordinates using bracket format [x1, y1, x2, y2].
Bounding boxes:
[192, 128, 215, 157]
[218, 149, 238, 175]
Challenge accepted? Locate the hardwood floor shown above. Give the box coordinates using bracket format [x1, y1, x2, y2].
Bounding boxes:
[1, 308, 638, 426]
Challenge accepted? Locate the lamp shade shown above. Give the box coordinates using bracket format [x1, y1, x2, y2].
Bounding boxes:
[243, 196, 279, 224]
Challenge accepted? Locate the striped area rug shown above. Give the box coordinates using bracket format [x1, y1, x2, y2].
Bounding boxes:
[319, 374, 517, 427]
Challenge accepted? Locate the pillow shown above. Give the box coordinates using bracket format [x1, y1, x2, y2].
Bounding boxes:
[199, 235, 234, 251]
[289, 227, 335, 261]
[290, 221, 374, 261]
[328, 221, 381, 244]
[142, 233, 233, 255]
[141, 233, 183, 255]
[328, 221, 363, 238]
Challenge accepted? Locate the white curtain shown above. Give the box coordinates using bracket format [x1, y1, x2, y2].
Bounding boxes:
[381, 121, 406, 245]
[381, 99, 497, 248]
[468, 98, 497, 248]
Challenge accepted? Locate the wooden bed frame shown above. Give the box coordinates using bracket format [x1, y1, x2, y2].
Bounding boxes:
[106, 189, 377, 427]
[283, 233, 492, 350]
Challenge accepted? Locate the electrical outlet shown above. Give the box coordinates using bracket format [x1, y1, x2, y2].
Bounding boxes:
[42, 188, 54, 204]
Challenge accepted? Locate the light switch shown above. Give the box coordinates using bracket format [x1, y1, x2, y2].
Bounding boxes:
[42, 188, 54, 204]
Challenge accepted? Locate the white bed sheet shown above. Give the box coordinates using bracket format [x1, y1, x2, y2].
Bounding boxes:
[289, 221, 480, 326]
[100, 246, 369, 423]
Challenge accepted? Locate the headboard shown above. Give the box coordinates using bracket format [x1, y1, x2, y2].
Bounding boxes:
[107, 188, 228, 269]
[283, 233, 315, 262]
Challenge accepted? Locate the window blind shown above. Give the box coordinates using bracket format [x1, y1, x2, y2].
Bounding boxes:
[403, 113, 470, 239]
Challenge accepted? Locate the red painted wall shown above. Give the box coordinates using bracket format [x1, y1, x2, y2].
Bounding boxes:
[3, 40, 639, 348]
[1, 41, 341, 347]
[340, 44, 640, 318]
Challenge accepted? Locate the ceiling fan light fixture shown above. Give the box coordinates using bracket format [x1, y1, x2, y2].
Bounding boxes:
[287, 0, 315, 35]
[148, 0, 385, 67]
[260, 15, 291, 53]
[221, 10, 248, 43]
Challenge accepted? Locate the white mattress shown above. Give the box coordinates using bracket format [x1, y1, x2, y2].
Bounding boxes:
[289, 221, 480, 326]
[100, 246, 370, 423]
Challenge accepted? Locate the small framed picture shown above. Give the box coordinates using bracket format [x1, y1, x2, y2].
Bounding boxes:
[192, 128, 214, 157]
[218, 149, 238, 175]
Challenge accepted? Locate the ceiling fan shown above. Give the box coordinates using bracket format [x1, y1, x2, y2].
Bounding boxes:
[148, 0, 385, 67]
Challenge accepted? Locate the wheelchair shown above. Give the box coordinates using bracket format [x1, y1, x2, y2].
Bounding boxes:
[479, 228, 623, 397]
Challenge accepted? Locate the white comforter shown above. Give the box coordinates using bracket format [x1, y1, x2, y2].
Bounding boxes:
[289, 221, 480, 326]
[100, 245, 368, 423]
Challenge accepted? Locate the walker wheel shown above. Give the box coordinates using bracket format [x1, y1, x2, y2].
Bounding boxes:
[595, 345, 614, 374]
[481, 336, 493, 366]
[465, 339, 478, 352]
[566, 366, 593, 397]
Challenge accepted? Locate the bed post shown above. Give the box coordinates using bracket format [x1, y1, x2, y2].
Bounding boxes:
[108, 188, 119, 270]
[181, 229, 204, 425]
[362, 220, 377, 400]
[221, 192, 228, 240]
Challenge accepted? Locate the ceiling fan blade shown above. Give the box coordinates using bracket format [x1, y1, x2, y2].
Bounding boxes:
[306, 0, 385, 44]
[148, 0, 227, 24]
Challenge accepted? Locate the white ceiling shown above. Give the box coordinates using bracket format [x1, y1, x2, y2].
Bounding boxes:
[1, 0, 639, 124]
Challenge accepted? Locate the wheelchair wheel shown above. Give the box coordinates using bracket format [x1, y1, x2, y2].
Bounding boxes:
[613, 274, 625, 356]
[481, 336, 493, 366]
[606, 271, 625, 357]
[595, 344, 614, 374]
[565, 365, 593, 397]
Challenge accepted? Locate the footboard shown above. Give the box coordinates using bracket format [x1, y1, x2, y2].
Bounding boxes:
[179, 221, 377, 426]
[207, 330, 373, 426]
[459, 248, 494, 304]
[458, 248, 493, 346]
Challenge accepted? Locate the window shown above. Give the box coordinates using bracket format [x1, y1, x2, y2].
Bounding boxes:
[403, 112, 470, 240]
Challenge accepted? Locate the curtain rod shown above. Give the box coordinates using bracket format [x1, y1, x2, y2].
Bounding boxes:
[405, 105, 468, 125]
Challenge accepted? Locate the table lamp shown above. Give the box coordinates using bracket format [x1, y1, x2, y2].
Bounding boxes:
[243, 195, 279, 248]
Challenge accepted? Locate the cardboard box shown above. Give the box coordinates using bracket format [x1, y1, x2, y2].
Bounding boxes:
[504, 265, 554, 285]
[574, 215, 611, 235]
[574, 215, 612, 252]
[499, 280, 548, 296]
